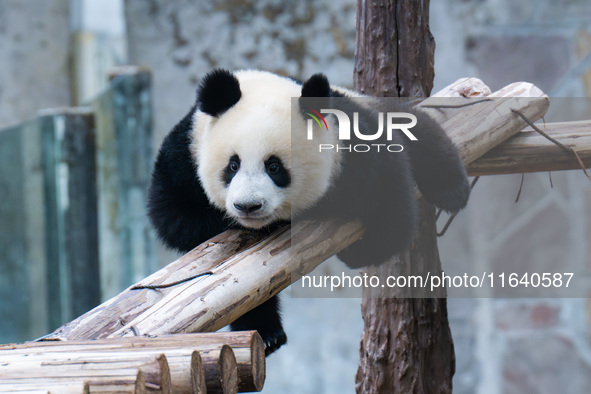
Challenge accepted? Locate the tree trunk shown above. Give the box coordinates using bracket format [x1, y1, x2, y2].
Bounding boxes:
[354, 1, 455, 393]
[354, 0, 434, 97]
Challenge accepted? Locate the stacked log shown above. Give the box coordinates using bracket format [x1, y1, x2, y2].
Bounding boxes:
[0, 331, 264, 393]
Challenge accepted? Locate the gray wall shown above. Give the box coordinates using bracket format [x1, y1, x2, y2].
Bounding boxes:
[124, 0, 356, 151]
[0, 0, 71, 128]
[433, 1, 591, 393]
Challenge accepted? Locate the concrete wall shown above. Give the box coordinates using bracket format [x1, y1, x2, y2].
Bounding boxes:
[433, 1, 591, 393]
[124, 0, 356, 151]
[0, 0, 71, 129]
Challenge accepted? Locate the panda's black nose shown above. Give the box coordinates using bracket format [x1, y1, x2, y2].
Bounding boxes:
[234, 202, 263, 214]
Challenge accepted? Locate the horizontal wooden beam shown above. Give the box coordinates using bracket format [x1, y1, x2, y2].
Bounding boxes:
[467, 120, 591, 175]
[0, 354, 167, 393]
[427, 81, 550, 165]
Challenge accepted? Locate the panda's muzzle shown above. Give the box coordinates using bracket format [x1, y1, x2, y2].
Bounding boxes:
[233, 202, 263, 214]
[232, 201, 274, 229]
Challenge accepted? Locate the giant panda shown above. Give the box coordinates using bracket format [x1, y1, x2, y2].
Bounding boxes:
[147, 69, 470, 355]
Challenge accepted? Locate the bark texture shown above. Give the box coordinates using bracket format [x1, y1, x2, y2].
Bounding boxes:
[354, 1, 454, 392]
[354, 0, 434, 97]
[355, 202, 454, 393]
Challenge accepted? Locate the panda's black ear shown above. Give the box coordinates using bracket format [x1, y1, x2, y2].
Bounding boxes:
[198, 69, 241, 117]
[301, 74, 331, 97]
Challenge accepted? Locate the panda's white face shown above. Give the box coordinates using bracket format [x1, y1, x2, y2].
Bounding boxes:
[219, 149, 291, 229]
[191, 70, 340, 229]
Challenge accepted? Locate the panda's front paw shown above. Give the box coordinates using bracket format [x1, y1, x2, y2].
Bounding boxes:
[229, 296, 287, 356]
[260, 326, 287, 356]
[337, 244, 376, 268]
[425, 178, 471, 213]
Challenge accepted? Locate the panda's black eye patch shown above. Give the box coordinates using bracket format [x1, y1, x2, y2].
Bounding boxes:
[265, 155, 290, 188]
[223, 154, 240, 185]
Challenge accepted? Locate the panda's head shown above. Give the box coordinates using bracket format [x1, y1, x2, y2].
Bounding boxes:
[191, 69, 340, 229]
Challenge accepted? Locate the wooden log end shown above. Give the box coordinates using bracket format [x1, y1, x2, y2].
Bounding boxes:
[219, 345, 238, 394]
[191, 350, 207, 394]
[235, 331, 265, 392]
[139, 354, 170, 394]
[202, 345, 238, 394]
[136, 370, 147, 394]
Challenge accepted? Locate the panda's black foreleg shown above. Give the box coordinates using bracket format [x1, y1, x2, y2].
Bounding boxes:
[330, 147, 418, 268]
[230, 295, 286, 356]
[337, 218, 416, 268]
[336, 181, 418, 268]
[407, 112, 471, 213]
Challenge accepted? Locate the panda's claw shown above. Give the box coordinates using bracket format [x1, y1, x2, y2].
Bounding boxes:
[263, 327, 287, 356]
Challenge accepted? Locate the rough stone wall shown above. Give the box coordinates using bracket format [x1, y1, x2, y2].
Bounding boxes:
[0, 0, 71, 128]
[124, 0, 356, 150]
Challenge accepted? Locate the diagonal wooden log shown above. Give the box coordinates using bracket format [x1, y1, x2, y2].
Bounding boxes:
[43, 81, 549, 355]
